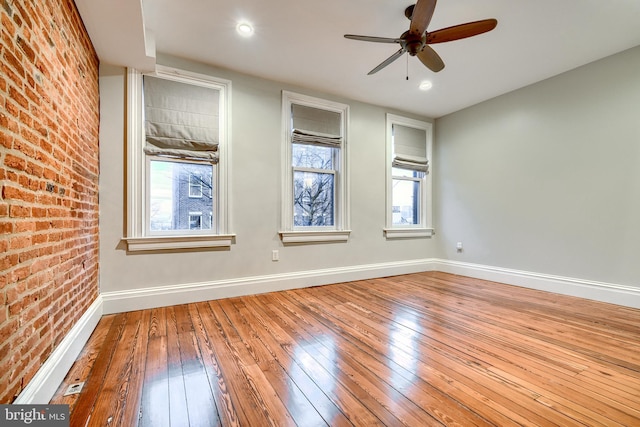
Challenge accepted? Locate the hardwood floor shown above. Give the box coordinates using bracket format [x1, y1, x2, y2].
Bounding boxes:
[51, 272, 640, 426]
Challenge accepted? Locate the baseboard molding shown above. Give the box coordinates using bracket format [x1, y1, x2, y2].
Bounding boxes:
[17, 258, 639, 404]
[102, 259, 434, 314]
[432, 259, 640, 309]
[102, 258, 640, 313]
[14, 295, 104, 404]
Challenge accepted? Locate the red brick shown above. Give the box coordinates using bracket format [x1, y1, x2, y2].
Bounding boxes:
[9, 205, 30, 218]
[0, 307, 7, 327]
[8, 86, 29, 109]
[14, 222, 35, 235]
[2, 49, 25, 79]
[0, 220, 13, 234]
[16, 36, 36, 64]
[3, 154, 26, 171]
[2, 185, 35, 203]
[12, 138, 36, 158]
[1, 0, 99, 403]
[0, 318, 19, 343]
[0, 131, 13, 149]
[10, 235, 32, 253]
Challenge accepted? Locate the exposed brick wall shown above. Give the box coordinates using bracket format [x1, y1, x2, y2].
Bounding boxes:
[0, 0, 99, 402]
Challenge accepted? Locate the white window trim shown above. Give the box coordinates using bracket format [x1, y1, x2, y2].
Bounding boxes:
[384, 114, 434, 239]
[279, 91, 351, 244]
[123, 66, 235, 252]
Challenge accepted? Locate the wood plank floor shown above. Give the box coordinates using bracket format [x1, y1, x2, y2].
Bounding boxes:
[51, 272, 640, 426]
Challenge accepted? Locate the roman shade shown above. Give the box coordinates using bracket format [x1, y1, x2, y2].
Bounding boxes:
[144, 75, 220, 162]
[291, 103, 342, 147]
[392, 124, 429, 172]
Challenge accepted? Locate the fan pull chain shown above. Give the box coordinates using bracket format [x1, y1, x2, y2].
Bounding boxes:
[406, 53, 409, 80]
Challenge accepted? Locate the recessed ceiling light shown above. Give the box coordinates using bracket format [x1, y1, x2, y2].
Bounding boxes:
[236, 21, 254, 37]
[419, 80, 433, 91]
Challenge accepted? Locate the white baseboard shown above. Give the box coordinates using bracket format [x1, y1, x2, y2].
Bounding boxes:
[102, 258, 640, 313]
[17, 258, 639, 404]
[432, 259, 640, 309]
[102, 259, 434, 314]
[15, 295, 103, 404]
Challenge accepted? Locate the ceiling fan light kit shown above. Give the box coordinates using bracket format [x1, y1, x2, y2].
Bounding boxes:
[344, 0, 497, 75]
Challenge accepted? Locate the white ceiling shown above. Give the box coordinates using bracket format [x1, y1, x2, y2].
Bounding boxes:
[76, 0, 640, 118]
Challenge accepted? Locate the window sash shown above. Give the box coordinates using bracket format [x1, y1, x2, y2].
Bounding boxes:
[293, 170, 336, 228]
[392, 178, 422, 226]
[145, 156, 216, 236]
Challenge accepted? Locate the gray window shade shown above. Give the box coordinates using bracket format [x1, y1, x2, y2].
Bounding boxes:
[291, 103, 342, 147]
[144, 75, 220, 162]
[393, 124, 428, 172]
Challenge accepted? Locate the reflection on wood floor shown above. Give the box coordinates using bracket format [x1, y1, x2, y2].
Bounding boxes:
[51, 271, 640, 426]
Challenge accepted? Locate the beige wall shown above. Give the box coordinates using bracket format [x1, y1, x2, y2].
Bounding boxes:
[434, 45, 640, 288]
[98, 55, 436, 302]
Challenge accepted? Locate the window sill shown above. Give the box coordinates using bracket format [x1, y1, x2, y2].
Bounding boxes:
[384, 228, 434, 239]
[123, 234, 235, 252]
[279, 230, 351, 244]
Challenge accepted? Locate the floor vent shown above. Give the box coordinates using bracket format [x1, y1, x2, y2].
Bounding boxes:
[63, 382, 85, 396]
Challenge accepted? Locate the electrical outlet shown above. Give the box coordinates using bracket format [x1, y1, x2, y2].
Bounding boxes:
[456, 242, 463, 252]
[272, 250, 279, 261]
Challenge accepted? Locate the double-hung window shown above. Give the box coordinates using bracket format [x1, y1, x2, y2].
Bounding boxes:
[385, 114, 433, 238]
[280, 91, 350, 243]
[124, 66, 233, 251]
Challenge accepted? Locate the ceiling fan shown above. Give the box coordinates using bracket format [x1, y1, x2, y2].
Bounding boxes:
[344, 0, 497, 75]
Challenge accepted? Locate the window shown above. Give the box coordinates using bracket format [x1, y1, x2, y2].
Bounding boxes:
[189, 173, 204, 198]
[189, 212, 203, 230]
[124, 66, 234, 251]
[280, 91, 350, 243]
[385, 114, 433, 239]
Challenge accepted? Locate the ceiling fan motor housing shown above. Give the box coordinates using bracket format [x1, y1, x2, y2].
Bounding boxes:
[402, 30, 425, 56]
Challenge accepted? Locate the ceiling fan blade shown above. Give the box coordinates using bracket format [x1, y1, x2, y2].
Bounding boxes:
[417, 45, 445, 72]
[344, 34, 402, 44]
[368, 48, 406, 75]
[426, 19, 497, 44]
[409, 0, 437, 36]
